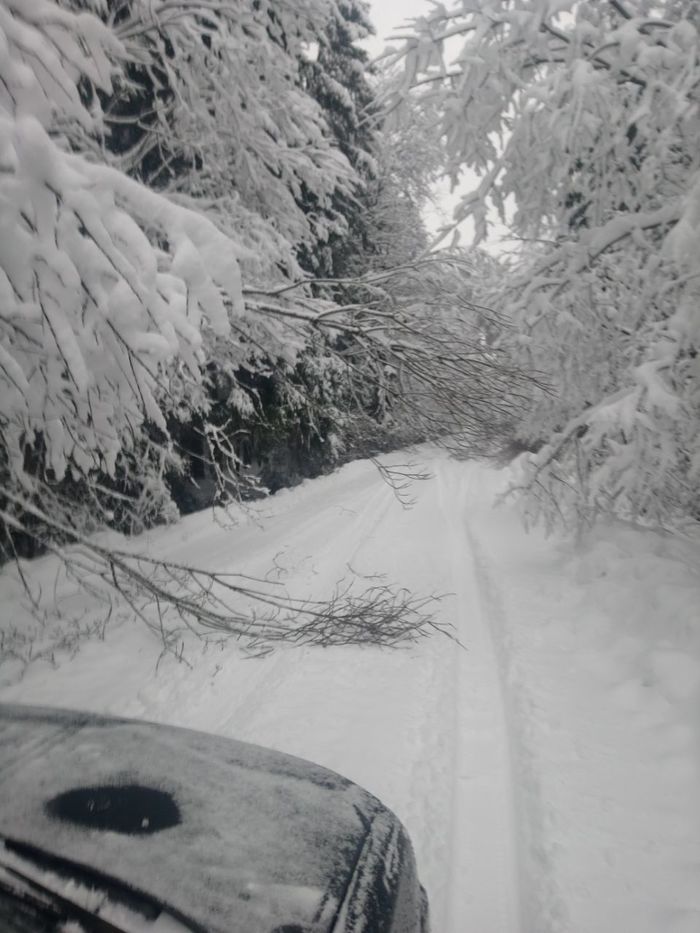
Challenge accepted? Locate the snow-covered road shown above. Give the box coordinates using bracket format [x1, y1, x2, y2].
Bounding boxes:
[2, 450, 699, 932]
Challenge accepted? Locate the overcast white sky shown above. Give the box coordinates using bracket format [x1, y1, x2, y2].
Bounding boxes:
[360, 1, 457, 241]
[363, 0, 434, 57]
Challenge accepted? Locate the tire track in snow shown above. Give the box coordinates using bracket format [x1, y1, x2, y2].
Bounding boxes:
[463, 514, 568, 933]
[434, 459, 523, 933]
[405, 588, 460, 930]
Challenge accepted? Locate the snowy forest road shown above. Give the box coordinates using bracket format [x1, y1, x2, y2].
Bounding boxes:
[0, 451, 527, 933]
[2, 450, 699, 933]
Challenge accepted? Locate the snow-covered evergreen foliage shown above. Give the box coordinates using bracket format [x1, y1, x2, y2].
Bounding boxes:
[297, 0, 378, 277]
[0, 0, 527, 562]
[101, 0, 359, 271]
[390, 0, 700, 529]
[0, 0, 245, 533]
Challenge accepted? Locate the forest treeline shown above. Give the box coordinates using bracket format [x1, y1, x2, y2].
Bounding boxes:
[1, 1, 698, 627]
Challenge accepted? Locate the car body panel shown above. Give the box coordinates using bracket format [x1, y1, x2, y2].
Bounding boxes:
[0, 704, 426, 933]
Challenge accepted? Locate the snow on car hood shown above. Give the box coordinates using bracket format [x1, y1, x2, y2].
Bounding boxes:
[0, 704, 383, 933]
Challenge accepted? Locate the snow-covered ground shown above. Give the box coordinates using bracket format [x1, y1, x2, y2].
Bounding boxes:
[1, 450, 699, 933]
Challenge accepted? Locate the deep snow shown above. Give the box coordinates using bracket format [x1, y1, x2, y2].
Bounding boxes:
[1, 450, 699, 932]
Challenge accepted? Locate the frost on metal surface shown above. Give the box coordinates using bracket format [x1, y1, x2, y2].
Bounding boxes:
[0, 705, 381, 933]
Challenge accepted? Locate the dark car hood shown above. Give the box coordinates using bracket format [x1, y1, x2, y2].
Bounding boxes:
[0, 704, 385, 933]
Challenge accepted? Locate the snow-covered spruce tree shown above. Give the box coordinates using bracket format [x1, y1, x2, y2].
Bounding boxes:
[297, 0, 378, 278]
[165, 1, 523, 487]
[81, 0, 358, 281]
[204, 0, 383, 486]
[389, 0, 700, 530]
[0, 0, 244, 530]
[79, 0, 386, 498]
[93, 0, 528, 484]
[0, 0, 455, 653]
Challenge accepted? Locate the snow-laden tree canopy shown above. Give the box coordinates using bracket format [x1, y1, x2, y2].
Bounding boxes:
[390, 0, 700, 529]
[103, 0, 361, 271]
[0, 0, 247, 494]
[0, 0, 364, 541]
[1, 0, 525, 549]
